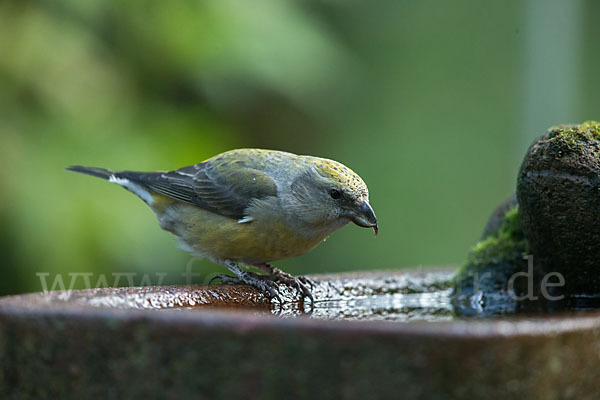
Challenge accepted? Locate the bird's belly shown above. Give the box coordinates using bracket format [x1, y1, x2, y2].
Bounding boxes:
[156, 201, 325, 264]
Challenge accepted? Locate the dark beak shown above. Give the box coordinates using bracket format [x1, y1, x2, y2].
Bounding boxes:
[348, 201, 378, 236]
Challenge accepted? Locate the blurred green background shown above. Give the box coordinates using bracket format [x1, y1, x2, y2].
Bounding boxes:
[1, 0, 598, 295]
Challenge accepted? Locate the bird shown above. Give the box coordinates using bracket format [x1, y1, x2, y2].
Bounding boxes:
[67, 148, 377, 303]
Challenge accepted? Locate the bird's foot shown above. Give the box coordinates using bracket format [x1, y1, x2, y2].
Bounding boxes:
[208, 274, 242, 286]
[266, 268, 315, 304]
[209, 268, 282, 303]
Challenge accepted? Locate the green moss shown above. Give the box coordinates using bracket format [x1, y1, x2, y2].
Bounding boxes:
[451, 205, 530, 315]
[452, 205, 529, 286]
[547, 120, 600, 153]
[468, 207, 527, 265]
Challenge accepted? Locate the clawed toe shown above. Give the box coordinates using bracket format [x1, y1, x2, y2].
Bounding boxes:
[269, 272, 315, 303]
[212, 261, 319, 304]
[297, 275, 315, 290]
[294, 279, 314, 303]
[250, 263, 317, 303]
[249, 277, 282, 303]
[209, 273, 242, 285]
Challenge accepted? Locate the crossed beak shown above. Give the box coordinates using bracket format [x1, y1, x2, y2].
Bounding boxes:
[348, 200, 378, 236]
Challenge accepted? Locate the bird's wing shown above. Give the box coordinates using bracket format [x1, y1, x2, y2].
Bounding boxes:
[117, 159, 278, 220]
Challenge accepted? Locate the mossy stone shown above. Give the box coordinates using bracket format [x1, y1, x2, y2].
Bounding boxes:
[517, 121, 600, 296]
[451, 197, 530, 316]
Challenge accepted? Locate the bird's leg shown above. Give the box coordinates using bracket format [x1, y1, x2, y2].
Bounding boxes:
[209, 260, 282, 303]
[253, 263, 315, 303]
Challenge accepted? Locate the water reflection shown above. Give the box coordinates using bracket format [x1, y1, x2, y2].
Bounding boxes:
[267, 270, 455, 321]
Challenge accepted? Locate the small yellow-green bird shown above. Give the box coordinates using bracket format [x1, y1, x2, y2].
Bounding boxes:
[67, 149, 377, 302]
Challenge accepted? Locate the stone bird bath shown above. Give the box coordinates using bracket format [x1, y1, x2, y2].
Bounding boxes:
[1, 267, 600, 399]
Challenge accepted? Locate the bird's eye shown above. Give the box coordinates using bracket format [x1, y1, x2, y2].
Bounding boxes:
[329, 189, 341, 199]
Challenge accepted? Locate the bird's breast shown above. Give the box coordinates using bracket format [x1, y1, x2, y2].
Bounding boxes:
[154, 199, 329, 264]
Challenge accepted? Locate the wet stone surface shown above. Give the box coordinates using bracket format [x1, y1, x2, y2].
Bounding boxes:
[0, 269, 455, 322]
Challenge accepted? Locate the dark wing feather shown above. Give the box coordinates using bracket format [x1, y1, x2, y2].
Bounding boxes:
[116, 161, 278, 220]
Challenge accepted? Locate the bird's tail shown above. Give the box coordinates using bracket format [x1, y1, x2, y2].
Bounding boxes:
[67, 165, 155, 205]
[66, 166, 115, 180]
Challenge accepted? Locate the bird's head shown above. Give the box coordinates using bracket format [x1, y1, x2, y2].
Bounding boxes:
[288, 158, 378, 236]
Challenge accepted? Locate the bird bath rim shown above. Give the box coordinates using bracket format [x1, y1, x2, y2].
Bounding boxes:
[2, 266, 600, 339]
